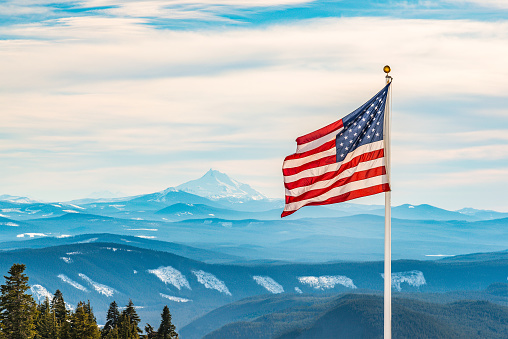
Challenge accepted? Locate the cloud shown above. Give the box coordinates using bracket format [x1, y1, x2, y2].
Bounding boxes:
[1, 15, 507, 205]
[444, 0, 508, 9]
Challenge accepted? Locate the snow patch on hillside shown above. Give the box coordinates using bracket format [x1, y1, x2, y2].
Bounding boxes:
[0, 222, 19, 226]
[58, 274, 88, 292]
[298, 275, 357, 290]
[66, 251, 82, 255]
[17, 233, 47, 238]
[160, 293, 191, 303]
[60, 257, 73, 263]
[136, 235, 156, 239]
[253, 276, 284, 294]
[31, 284, 75, 310]
[31, 285, 53, 302]
[77, 237, 98, 243]
[295, 287, 303, 294]
[381, 270, 426, 291]
[192, 270, 231, 296]
[79, 273, 116, 297]
[147, 266, 191, 290]
[63, 210, 80, 214]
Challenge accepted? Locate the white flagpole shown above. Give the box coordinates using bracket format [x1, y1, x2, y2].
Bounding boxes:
[383, 65, 392, 339]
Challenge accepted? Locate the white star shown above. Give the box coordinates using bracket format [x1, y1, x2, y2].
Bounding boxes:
[345, 147, 349, 150]
[340, 142, 343, 146]
[349, 140, 353, 143]
[354, 122, 357, 126]
[341, 154, 344, 157]
[371, 114, 374, 118]
[371, 104, 375, 107]
[376, 133, 379, 137]
[377, 122, 380, 125]
[354, 133, 357, 136]
[344, 136, 348, 140]
[362, 118, 366, 121]
[367, 135, 371, 139]
[357, 125, 362, 129]
[372, 128, 375, 132]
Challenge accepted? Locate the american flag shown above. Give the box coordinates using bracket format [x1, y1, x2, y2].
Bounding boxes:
[281, 83, 391, 217]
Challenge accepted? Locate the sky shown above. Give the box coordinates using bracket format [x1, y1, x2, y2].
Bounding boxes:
[1, 0, 507, 211]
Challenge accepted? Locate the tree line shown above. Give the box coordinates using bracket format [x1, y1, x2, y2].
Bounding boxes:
[0, 264, 178, 339]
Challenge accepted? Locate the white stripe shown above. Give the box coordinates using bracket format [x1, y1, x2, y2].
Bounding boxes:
[283, 146, 336, 170]
[284, 175, 388, 213]
[296, 127, 343, 154]
[284, 141, 384, 184]
[285, 157, 386, 197]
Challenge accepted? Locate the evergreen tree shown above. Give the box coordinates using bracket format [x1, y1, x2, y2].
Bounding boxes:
[51, 290, 67, 324]
[121, 300, 141, 334]
[52, 289, 70, 339]
[156, 306, 178, 339]
[144, 324, 156, 339]
[117, 314, 139, 339]
[0, 264, 37, 339]
[102, 326, 119, 339]
[69, 301, 100, 339]
[35, 297, 57, 339]
[101, 301, 120, 338]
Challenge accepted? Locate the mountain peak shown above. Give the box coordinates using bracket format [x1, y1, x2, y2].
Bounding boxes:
[176, 170, 266, 201]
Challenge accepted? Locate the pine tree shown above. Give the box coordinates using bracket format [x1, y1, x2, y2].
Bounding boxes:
[144, 324, 157, 339]
[121, 300, 141, 334]
[35, 297, 57, 339]
[156, 306, 178, 339]
[52, 289, 70, 339]
[117, 314, 139, 339]
[52, 290, 67, 324]
[0, 264, 37, 339]
[101, 301, 120, 338]
[69, 301, 100, 339]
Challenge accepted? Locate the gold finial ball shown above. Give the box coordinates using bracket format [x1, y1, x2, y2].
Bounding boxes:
[383, 65, 391, 74]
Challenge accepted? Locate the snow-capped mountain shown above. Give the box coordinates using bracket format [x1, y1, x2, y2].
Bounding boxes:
[0, 194, 40, 204]
[176, 169, 267, 202]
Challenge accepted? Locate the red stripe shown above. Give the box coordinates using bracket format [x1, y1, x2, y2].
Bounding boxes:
[282, 155, 336, 177]
[281, 183, 391, 217]
[284, 148, 385, 190]
[296, 119, 343, 145]
[284, 140, 336, 162]
[285, 166, 386, 204]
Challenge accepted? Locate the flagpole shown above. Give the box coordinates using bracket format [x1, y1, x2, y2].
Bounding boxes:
[383, 65, 392, 339]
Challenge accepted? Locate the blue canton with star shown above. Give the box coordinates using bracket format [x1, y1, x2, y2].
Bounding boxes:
[335, 83, 390, 162]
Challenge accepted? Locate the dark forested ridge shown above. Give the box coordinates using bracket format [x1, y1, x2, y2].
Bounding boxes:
[198, 294, 508, 339]
[0, 239, 507, 330]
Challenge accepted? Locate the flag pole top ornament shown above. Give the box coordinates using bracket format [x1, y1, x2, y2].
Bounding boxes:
[383, 65, 392, 83]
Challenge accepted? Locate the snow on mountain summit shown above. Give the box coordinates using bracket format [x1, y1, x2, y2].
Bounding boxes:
[176, 169, 266, 201]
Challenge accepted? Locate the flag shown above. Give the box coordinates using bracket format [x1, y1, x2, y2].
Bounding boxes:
[281, 83, 391, 217]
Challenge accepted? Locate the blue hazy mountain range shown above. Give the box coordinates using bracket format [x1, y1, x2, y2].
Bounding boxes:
[2, 212, 507, 262]
[2, 169, 507, 221]
[0, 239, 506, 332]
[1, 169, 507, 261]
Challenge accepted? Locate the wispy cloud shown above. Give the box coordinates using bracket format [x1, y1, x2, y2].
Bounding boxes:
[1, 8, 507, 207]
[444, 0, 508, 9]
